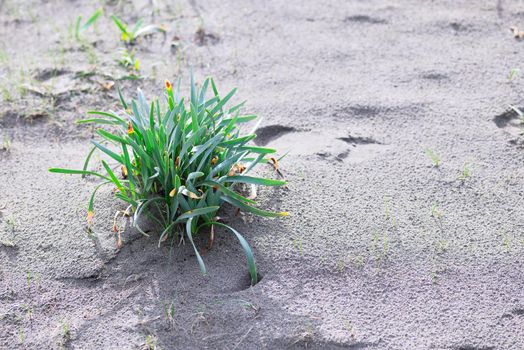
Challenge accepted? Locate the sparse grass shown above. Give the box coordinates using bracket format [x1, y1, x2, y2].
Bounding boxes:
[425, 148, 441, 167]
[111, 15, 166, 44]
[49, 76, 288, 285]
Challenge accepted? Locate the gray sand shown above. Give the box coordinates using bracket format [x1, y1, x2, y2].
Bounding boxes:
[1, 0, 524, 349]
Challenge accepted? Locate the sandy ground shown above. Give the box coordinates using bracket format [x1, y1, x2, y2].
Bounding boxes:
[1, 0, 524, 349]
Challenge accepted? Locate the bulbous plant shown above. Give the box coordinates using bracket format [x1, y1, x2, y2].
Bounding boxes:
[50, 77, 288, 284]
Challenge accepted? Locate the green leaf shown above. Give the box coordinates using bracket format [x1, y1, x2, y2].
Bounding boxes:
[222, 175, 286, 186]
[111, 15, 128, 35]
[82, 8, 103, 31]
[96, 129, 128, 145]
[101, 160, 124, 191]
[49, 168, 111, 181]
[87, 110, 126, 125]
[176, 206, 219, 222]
[186, 218, 207, 274]
[219, 134, 256, 147]
[239, 146, 277, 154]
[81, 146, 97, 178]
[91, 140, 123, 164]
[198, 222, 258, 285]
[221, 195, 288, 218]
[202, 180, 256, 205]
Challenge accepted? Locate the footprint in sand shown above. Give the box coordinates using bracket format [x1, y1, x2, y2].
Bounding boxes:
[254, 125, 389, 163]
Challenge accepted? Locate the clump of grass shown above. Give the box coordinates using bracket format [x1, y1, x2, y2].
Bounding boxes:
[49, 76, 287, 284]
[111, 15, 166, 44]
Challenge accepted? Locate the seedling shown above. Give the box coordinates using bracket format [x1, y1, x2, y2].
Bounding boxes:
[111, 15, 166, 44]
[508, 68, 520, 81]
[425, 148, 441, 167]
[164, 302, 176, 324]
[458, 162, 471, 181]
[1, 135, 11, 152]
[74, 8, 103, 42]
[6, 216, 16, 231]
[293, 236, 303, 256]
[117, 48, 140, 71]
[144, 335, 158, 350]
[58, 320, 71, 349]
[18, 328, 25, 344]
[371, 230, 389, 261]
[49, 76, 288, 285]
[430, 203, 443, 219]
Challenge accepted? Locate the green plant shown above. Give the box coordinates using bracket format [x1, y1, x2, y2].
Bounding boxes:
[1, 135, 11, 152]
[74, 8, 103, 41]
[49, 76, 288, 285]
[111, 15, 166, 44]
[458, 162, 471, 181]
[117, 48, 140, 71]
[144, 335, 159, 350]
[508, 68, 520, 81]
[425, 148, 441, 167]
[430, 203, 443, 218]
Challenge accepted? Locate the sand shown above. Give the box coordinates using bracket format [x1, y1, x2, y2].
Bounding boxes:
[1, 0, 524, 349]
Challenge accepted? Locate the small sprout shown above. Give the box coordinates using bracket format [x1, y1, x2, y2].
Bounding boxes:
[74, 8, 103, 42]
[431, 203, 444, 219]
[58, 320, 71, 347]
[336, 259, 346, 272]
[502, 230, 511, 252]
[431, 270, 439, 284]
[458, 162, 472, 181]
[164, 302, 176, 325]
[6, 216, 16, 230]
[508, 68, 520, 81]
[435, 239, 449, 254]
[425, 148, 441, 167]
[144, 335, 158, 350]
[117, 48, 140, 71]
[293, 236, 303, 256]
[111, 15, 166, 44]
[18, 328, 25, 344]
[371, 230, 390, 261]
[1, 135, 11, 152]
